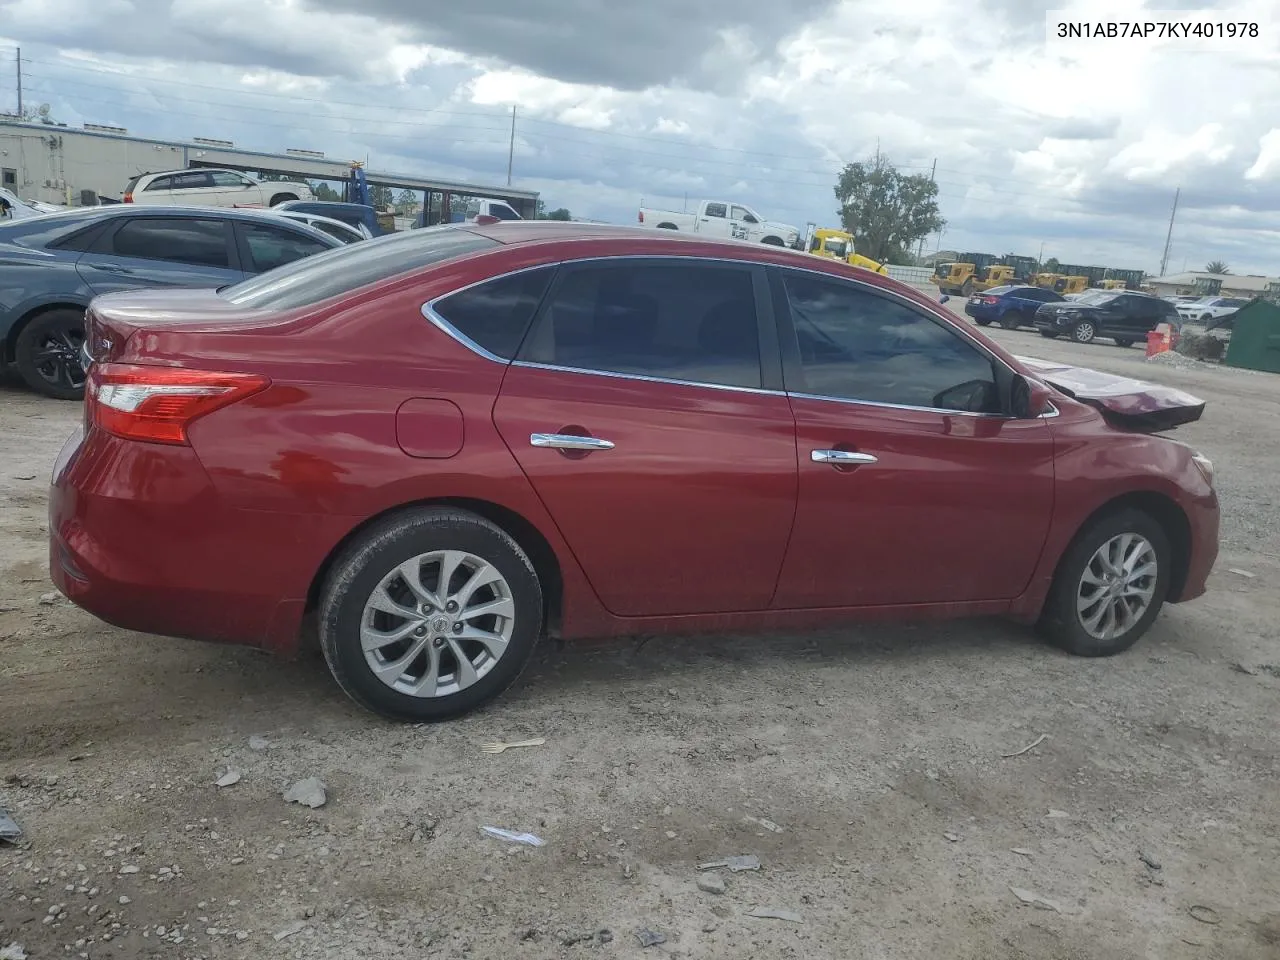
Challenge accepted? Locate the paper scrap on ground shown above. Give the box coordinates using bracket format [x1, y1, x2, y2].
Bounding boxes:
[481, 826, 545, 847]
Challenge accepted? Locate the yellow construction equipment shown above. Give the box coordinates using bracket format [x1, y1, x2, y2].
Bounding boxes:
[934, 262, 1018, 296]
[806, 227, 888, 274]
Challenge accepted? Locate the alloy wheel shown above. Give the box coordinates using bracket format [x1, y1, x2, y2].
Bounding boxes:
[359, 550, 515, 698]
[1076, 533, 1157, 641]
[1073, 321, 1096, 343]
[31, 324, 86, 391]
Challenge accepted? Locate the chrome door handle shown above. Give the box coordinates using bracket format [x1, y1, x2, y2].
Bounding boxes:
[530, 433, 615, 451]
[811, 449, 877, 465]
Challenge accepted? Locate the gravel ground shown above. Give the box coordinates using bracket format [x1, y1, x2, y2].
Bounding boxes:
[2, 321, 1279, 960]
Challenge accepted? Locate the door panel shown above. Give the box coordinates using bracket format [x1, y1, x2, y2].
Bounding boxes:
[496, 256, 796, 617]
[777, 398, 1054, 607]
[494, 368, 797, 616]
[771, 266, 1055, 608]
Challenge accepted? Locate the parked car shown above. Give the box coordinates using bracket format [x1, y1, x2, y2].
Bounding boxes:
[1034, 290, 1181, 346]
[0, 206, 341, 399]
[273, 210, 368, 244]
[1, 187, 45, 221]
[1176, 296, 1247, 325]
[123, 169, 314, 209]
[965, 284, 1065, 329]
[50, 222, 1218, 722]
[274, 200, 385, 237]
[638, 199, 802, 248]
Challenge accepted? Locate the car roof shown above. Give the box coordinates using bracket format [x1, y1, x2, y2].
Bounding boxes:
[14, 204, 330, 226]
[275, 200, 368, 213]
[136, 168, 244, 178]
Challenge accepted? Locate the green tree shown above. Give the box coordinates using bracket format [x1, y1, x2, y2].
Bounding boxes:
[369, 184, 394, 209]
[311, 182, 342, 202]
[395, 188, 417, 213]
[1205, 260, 1230, 275]
[834, 155, 944, 264]
[546, 207, 572, 221]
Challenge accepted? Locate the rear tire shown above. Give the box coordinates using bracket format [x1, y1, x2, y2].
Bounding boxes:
[269, 193, 298, 207]
[974, 318, 993, 327]
[1114, 338, 1134, 348]
[997, 310, 1028, 331]
[14, 308, 87, 400]
[318, 507, 543, 722]
[1039, 508, 1171, 657]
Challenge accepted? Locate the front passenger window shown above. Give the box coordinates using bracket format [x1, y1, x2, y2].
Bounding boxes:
[783, 271, 999, 414]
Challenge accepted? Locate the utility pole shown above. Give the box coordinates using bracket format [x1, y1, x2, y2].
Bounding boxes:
[1037, 241, 1045, 270]
[15, 46, 22, 118]
[1159, 186, 1180, 277]
[915, 158, 936, 264]
[506, 105, 516, 186]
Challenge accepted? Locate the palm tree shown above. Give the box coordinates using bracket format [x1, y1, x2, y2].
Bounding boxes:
[1205, 260, 1230, 275]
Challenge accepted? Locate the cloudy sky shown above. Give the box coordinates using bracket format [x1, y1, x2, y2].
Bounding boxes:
[2, 0, 1279, 275]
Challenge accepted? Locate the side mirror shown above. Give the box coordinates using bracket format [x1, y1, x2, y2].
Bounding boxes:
[1011, 375, 1053, 419]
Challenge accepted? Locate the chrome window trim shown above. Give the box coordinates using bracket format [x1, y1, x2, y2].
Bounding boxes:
[418, 252, 1054, 420]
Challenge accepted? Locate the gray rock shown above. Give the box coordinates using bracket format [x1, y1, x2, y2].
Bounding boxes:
[635, 928, 667, 948]
[697, 874, 726, 895]
[215, 769, 241, 788]
[283, 778, 327, 809]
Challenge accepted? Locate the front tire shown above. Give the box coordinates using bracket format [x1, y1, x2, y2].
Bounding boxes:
[997, 310, 1027, 331]
[14, 308, 87, 400]
[1040, 508, 1171, 657]
[319, 507, 543, 722]
[1114, 338, 1134, 348]
[1072, 320, 1097, 344]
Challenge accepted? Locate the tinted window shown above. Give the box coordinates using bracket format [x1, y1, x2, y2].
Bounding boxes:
[143, 176, 172, 192]
[432, 267, 555, 359]
[220, 225, 496, 309]
[240, 222, 331, 272]
[704, 203, 727, 218]
[521, 261, 761, 389]
[124, 175, 145, 195]
[783, 272, 999, 414]
[172, 172, 213, 190]
[311, 220, 360, 243]
[110, 218, 230, 268]
[489, 203, 520, 221]
[211, 171, 251, 187]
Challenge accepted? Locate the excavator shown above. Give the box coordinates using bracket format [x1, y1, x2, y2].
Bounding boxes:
[804, 226, 888, 274]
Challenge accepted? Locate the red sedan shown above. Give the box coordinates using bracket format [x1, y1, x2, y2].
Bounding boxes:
[49, 222, 1219, 721]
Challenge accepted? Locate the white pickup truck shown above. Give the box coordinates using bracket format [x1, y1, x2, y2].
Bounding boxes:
[638, 200, 802, 248]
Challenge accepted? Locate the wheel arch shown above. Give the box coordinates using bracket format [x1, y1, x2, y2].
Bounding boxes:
[269, 192, 299, 207]
[303, 496, 565, 640]
[1050, 490, 1193, 605]
[4, 300, 89, 362]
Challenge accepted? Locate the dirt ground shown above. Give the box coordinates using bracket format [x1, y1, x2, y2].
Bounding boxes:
[2, 324, 1279, 960]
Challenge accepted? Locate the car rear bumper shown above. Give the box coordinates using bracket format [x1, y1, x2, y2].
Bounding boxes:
[48, 426, 346, 652]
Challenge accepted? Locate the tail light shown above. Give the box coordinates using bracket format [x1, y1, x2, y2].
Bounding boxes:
[123, 192, 133, 203]
[638, 211, 644, 223]
[981, 295, 999, 304]
[88, 363, 269, 445]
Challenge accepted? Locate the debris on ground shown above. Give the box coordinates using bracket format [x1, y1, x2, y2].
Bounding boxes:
[1139, 851, 1162, 870]
[1188, 905, 1221, 925]
[1009, 886, 1064, 913]
[944, 832, 960, 843]
[481, 826, 545, 847]
[698, 855, 761, 872]
[1231, 662, 1259, 676]
[0, 942, 27, 960]
[273, 920, 307, 941]
[747, 907, 804, 923]
[743, 815, 784, 833]
[0, 808, 22, 844]
[1046, 809, 1071, 819]
[283, 778, 327, 809]
[1002, 733, 1049, 758]
[1011, 848, 1035, 858]
[697, 874, 727, 894]
[38, 592, 60, 605]
[480, 737, 546, 754]
[560, 928, 612, 947]
[248, 735, 271, 751]
[1228, 568, 1257, 579]
[635, 928, 667, 947]
[215, 768, 242, 788]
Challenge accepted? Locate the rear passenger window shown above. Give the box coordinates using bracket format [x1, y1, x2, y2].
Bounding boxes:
[431, 267, 556, 360]
[519, 261, 761, 389]
[110, 218, 230, 268]
[240, 223, 331, 273]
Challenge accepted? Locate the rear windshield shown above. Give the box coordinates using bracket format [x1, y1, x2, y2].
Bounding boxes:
[219, 226, 498, 310]
[984, 285, 1014, 296]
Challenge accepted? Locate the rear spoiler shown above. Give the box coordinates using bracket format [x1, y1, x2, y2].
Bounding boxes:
[1015, 356, 1205, 432]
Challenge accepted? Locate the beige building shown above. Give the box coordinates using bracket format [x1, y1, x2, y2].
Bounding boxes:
[1145, 271, 1280, 301]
